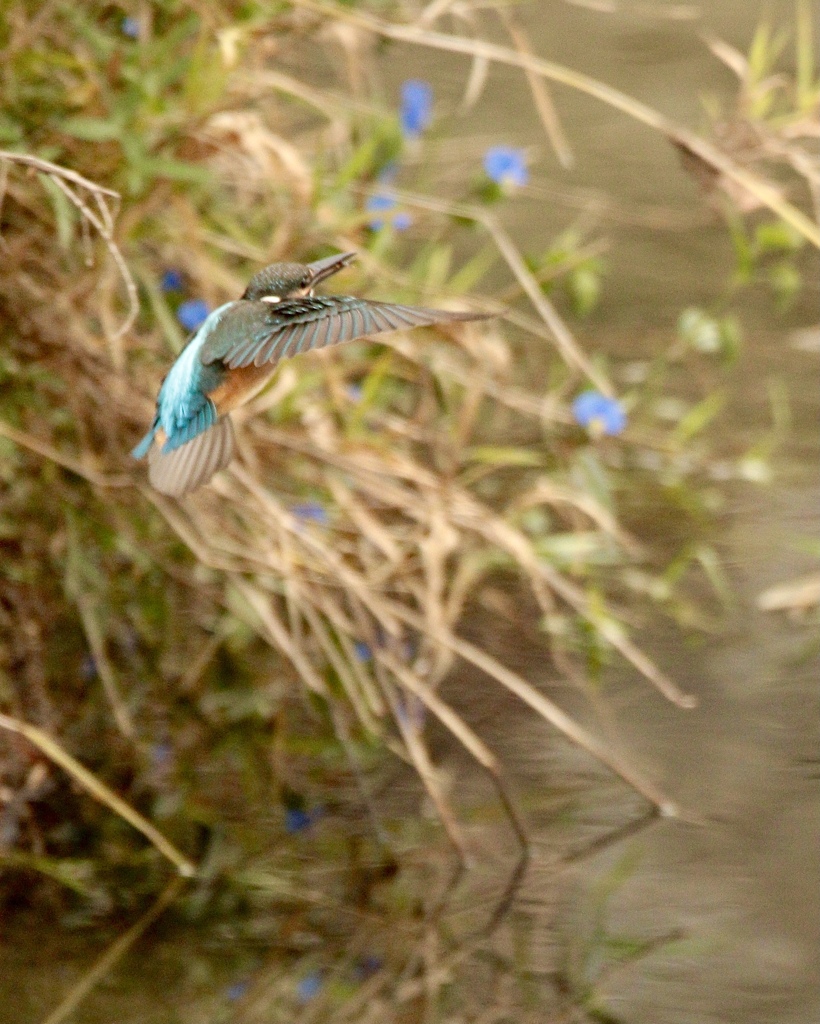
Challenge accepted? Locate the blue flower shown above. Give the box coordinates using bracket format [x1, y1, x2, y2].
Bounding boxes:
[121, 17, 140, 39]
[151, 741, 173, 767]
[285, 807, 312, 833]
[366, 193, 412, 232]
[81, 654, 97, 681]
[353, 641, 372, 662]
[291, 501, 328, 526]
[161, 269, 184, 292]
[345, 383, 364, 403]
[285, 805, 323, 834]
[400, 80, 433, 139]
[483, 146, 529, 188]
[296, 971, 323, 1003]
[176, 299, 210, 332]
[366, 164, 413, 231]
[353, 954, 384, 981]
[571, 391, 626, 437]
[226, 980, 250, 1002]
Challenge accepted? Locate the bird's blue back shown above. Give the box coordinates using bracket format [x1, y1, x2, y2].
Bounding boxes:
[156, 303, 233, 448]
[131, 302, 232, 458]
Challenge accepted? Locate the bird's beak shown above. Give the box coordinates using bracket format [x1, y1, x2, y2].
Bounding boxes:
[306, 251, 357, 286]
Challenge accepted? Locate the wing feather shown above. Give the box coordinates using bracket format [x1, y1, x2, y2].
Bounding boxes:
[350, 304, 368, 339]
[301, 317, 324, 355]
[200, 296, 488, 370]
[148, 417, 235, 497]
[367, 306, 395, 333]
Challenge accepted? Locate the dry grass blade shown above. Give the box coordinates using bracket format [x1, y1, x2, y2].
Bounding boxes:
[232, 577, 330, 696]
[215, 457, 681, 815]
[377, 650, 530, 935]
[0, 714, 196, 877]
[391, 604, 679, 816]
[38, 876, 187, 1024]
[244, 424, 689, 708]
[443, 488, 697, 708]
[353, 184, 612, 392]
[0, 418, 132, 489]
[73, 593, 136, 740]
[378, 671, 470, 927]
[293, 0, 820, 248]
[497, 5, 574, 168]
[294, 587, 384, 733]
[0, 151, 139, 341]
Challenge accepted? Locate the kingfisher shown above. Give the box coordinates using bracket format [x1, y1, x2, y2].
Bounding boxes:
[132, 250, 487, 497]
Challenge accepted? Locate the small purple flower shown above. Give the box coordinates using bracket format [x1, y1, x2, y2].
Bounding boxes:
[346, 383, 364, 403]
[161, 269, 184, 292]
[353, 954, 384, 981]
[121, 17, 140, 39]
[285, 805, 323, 834]
[571, 391, 626, 437]
[285, 807, 312, 834]
[483, 146, 529, 188]
[226, 980, 250, 1002]
[400, 80, 433, 139]
[296, 971, 323, 1003]
[366, 164, 412, 231]
[394, 693, 426, 730]
[151, 741, 174, 768]
[354, 641, 372, 662]
[366, 193, 412, 232]
[177, 299, 210, 332]
[291, 501, 328, 526]
[81, 654, 98, 681]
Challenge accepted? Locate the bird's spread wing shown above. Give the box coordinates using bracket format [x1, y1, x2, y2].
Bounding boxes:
[148, 416, 235, 497]
[200, 297, 487, 371]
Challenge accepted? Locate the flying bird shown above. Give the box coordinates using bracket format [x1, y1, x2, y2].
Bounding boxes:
[132, 251, 487, 497]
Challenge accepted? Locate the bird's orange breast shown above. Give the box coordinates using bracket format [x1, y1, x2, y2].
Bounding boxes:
[208, 363, 275, 415]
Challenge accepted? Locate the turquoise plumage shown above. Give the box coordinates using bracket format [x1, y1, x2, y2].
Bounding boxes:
[132, 251, 488, 497]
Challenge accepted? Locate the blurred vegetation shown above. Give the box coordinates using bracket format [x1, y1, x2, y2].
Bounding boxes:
[0, 1, 817, 1021]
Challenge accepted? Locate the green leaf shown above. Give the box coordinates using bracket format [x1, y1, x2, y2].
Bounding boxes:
[139, 156, 212, 185]
[717, 315, 742, 364]
[796, 0, 819, 109]
[754, 219, 804, 254]
[0, 852, 96, 896]
[0, 113, 23, 144]
[570, 449, 613, 512]
[670, 391, 725, 446]
[678, 307, 720, 353]
[38, 173, 77, 250]
[447, 245, 496, 293]
[694, 544, 734, 608]
[768, 261, 801, 308]
[534, 532, 617, 568]
[568, 265, 602, 317]
[465, 445, 543, 467]
[678, 309, 740, 362]
[59, 116, 122, 142]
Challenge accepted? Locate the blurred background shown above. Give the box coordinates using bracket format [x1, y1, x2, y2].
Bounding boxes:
[0, 1, 817, 1022]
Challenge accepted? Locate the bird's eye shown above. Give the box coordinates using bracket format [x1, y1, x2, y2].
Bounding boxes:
[261, 295, 282, 304]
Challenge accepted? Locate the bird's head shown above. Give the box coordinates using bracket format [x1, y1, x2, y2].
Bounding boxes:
[242, 251, 357, 303]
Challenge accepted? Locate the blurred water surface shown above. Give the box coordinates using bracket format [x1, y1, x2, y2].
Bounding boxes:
[476, 3, 819, 1021]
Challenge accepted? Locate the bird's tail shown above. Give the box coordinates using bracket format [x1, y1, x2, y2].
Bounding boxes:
[131, 419, 159, 460]
[147, 416, 235, 497]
